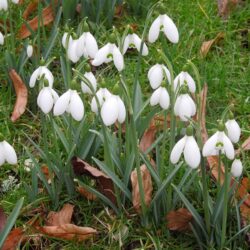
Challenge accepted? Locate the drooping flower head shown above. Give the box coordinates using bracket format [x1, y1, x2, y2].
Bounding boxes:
[203, 122, 235, 160]
[91, 88, 112, 113]
[231, 158, 243, 177]
[0, 138, 17, 166]
[148, 14, 179, 44]
[225, 112, 241, 144]
[150, 86, 170, 110]
[81, 64, 97, 94]
[92, 33, 124, 72]
[27, 44, 33, 58]
[174, 71, 196, 93]
[170, 126, 201, 169]
[148, 64, 171, 89]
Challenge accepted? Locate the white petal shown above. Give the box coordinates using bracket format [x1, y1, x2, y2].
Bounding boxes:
[2, 141, 17, 165]
[29, 67, 41, 88]
[53, 90, 71, 116]
[40, 66, 54, 88]
[170, 136, 187, 164]
[85, 32, 98, 58]
[103, 88, 112, 100]
[231, 159, 243, 177]
[101, 96, 119, 126]
[67, 39, 80, 63]
[174, 73, 183, 92]
[50, 88, 59, 103]
[187, 95, 196, 116]
[177, 94, 194, 121]
[69, 91, 84, 121]
[91, 89, 104, 113]
[162, 65, 171, 84]
[159, 87, 170, 110]
[162, 14, 179, 43]
[225, 119, 241, 143]
[184, 72, 196, 93]
[113, 46, 124, 71]
[0, 32, 4, 45]
[202, 131, 219, 157]
[117, 96, 126, 123]
[27, 45, 33, 58]
[0, 143, 5, 165]
[148, 64, 163, 89]
[122, 35, 131, 54]
[92, 44, 110, 66]
[62, 33, 72, 48]
[184, 136, 201, 168]
[148, 16, 161, 43]
[0, 0, 8, 11]
[81, 72, 97, 94]
[150, 87, 161, 106]
[222, 132, 235, 160]
[132, 34, 148, 56]
[37, 87, 54, 114]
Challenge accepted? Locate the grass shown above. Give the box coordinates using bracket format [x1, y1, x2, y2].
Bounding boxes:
[0, 0, 249, 249]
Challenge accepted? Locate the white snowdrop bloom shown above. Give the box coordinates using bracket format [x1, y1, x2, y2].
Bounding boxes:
[67, 38, 82, 63]
[225, 119, 241, 143]
[148, 14, 179, 44]
[231, 159, 243, 177]
[0, 32, 4, 45]
[29, 66, 54, 88]
[202, 129, 235, 160]
[148, 64, 171, 89]
[170, 133, 201, 169]
[77, 32, 98, 59]
[0, 0, 8, 11]
[37, 87, 59, 114]
[81, 72, 97, 94]
[92, 43, 124, 72]
[174, 71, 196, 93]
[101, 95, 126, 126]
[150, 87, 170, 110]
[62, 32, 73, 49]
[91, 88, 112, 113]
[0, 141, 17, 166]
[53, 89, 84, 121]
[123, 33, 148, 56]
[27, 44, 33, 58]
[174, 94, 196, 121]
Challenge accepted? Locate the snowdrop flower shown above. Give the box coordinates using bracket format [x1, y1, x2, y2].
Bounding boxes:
[231, 158, 243, 177]
[91, 88, 112, 113]
[77, 32, 98, 59]
[174, 94, 196, 121]
[123, 33, 148, 56]
[0, 140, 17, 166]
[150, 87, 170, 110]
[62, 32, 73, 49]
[81, 72, 97, 94]
[92, 42, 124, 72]
[27, 44, 33, 58]
[54, 89, 84, 121]
[148, 64, 171, 89]
[170, 126, 200, 168]
[202, 123, 235, 160]
[225, 118, 241, 143]
[29, 66, 54, 88]
[148, 14, 179, 44]
[101, 95, 126, 126]
[0, 32, 4, 45]
[174, 71, 196, 93]
[67, 38, 82, 63]
[0, 0, 7, 11]
[37, 87, 59, 114]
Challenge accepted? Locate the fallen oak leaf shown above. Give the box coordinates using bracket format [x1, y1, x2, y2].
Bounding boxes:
[22, 0, 39, 20]
[38, 224, 97, 241]
[166, 208, 193, 232]
[200, 32, 225, 57]
[2, 228, 25, 250]
[9, 69, 28, 122]
[236, 136, 250, 155]
[46, 204, 74, 226]
[131, 164, 153, 214]
[237, 177, 250, 207]
[71, 157, 116, 205]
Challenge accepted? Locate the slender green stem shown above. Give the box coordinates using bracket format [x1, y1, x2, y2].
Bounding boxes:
[8, 2, 15, 52]
[221, 160, 229, 248]
[160, 109, 168, 179]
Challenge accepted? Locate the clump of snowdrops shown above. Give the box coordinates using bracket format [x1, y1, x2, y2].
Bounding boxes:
[0, 1, 248, 249]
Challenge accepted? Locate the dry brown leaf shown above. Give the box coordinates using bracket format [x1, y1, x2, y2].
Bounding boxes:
[46, 204, 74, 226]
[22, 0, 39, 20]
[71, 157, 116, 205]
[200, 84, 226, 184]
[200, 32, 225, 57]
[217, 0, 240, 18]
[236, 136, 250, 155]
[38, 224, 97, 241]
[0, 207, 7, 233]
[41, 165, 54, 184]
[9, 69, 28, 122]
[77, 186, 97, 201]
[166, 208, 193, 232]
[237, 178, 250, 207]
[2, 228, 25, 250]
[131, 164, 153, 213]
[18, 1, 57, 39]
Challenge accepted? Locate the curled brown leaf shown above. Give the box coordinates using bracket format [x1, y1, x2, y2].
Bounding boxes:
[131, 164, 152, 213]
[9, 69, 28, 122]
[22, 0, 39, 20]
